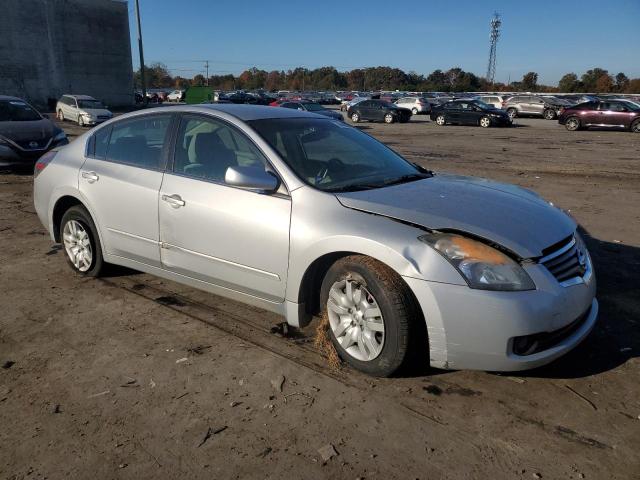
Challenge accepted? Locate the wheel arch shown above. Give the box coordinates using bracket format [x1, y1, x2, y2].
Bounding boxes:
[50, 193, 105, 255]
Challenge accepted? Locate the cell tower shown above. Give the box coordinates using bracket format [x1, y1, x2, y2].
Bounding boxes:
[486, 13, 501, 85]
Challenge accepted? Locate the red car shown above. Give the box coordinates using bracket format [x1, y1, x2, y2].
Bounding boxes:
[558, 99, 640, 132]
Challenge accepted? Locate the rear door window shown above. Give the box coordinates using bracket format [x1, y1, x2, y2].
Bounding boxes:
[105, 114, 171, 170]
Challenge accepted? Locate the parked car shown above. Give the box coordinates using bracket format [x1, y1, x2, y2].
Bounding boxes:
[558, 100, 640, 132]
[502, 95, 568, 120]
[430, 100, 511, 127]
[347, 100, 411, 124]
[33, 104, 597, 377]
[0, 95, 68, 168]
[56, 95, 113, 127]
[278, 101, 344, 121]
[394, 96, 431, 115]
[340, 96, 369, 112]
[167, 90, 184, 102]
[476, 95, 507, 109]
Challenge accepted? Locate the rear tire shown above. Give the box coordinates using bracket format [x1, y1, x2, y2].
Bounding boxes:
[350, 112, 360, 123]
[60, 205, 105, 277]
[411, 108, 418, 115]
[507, 108, 517, 120]
[435, 114, 446, 126]
[384, 113, 394, 124]
[565, 116, 581, 131]
[320, 255, 422, 377]
[543, 109, 557, 120]
[631, 119, 640, 133]
[479, 116, 491, 128]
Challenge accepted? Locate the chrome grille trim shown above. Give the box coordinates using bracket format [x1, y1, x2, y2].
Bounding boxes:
[539, 235, 591, 287]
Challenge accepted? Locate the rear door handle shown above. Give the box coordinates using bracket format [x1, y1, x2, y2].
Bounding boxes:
[81, 171, 99, 183]
[161, 194, 185, 208]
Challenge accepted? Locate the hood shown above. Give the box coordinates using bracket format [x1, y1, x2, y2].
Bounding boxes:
[335, 173, 576, 259]
[79, 108, 112, 117]
[0, 117, 58, 143]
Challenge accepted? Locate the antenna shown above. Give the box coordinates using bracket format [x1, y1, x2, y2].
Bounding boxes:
[486, 13, 501, 85]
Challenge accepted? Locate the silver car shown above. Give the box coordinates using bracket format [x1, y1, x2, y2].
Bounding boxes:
[33, 105, 598, 377]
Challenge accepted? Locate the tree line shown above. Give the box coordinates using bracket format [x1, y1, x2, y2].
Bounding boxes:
[135, 63, 640, 94]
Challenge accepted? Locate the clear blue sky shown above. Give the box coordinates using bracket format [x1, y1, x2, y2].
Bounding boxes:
[128, 0, 640, 85]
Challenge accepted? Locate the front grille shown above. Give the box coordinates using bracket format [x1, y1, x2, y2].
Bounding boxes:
[540, 235, 587, 283]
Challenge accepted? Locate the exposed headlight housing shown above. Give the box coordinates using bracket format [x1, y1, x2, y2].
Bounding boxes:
[418, 232, 535, 291]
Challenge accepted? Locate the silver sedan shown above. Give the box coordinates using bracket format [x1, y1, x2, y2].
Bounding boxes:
[33, 104, 597, 377]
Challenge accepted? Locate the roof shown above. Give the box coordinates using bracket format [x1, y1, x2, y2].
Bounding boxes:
[63, 95, 96, 100]
[0, 95, 27, 102]
[191, 104, 327, 121]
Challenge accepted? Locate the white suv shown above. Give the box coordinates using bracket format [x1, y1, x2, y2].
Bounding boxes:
[56, 95, 113, 127]
[394, 96, 431, 115]
[167, 90, 184, 102]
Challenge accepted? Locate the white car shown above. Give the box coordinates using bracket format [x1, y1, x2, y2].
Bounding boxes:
[477, 95, 507, 109]
[394, 96, 431, 115]
[167, 90, 184, 102]
[56, 95, 113, 127]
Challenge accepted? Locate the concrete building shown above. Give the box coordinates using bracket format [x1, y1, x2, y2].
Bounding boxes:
[0, 0, 134, 108]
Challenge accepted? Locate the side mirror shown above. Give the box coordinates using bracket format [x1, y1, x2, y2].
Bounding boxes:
[225, 165, 279, 193]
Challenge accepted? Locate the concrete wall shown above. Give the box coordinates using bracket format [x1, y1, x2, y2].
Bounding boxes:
[0, 0, 134, 108]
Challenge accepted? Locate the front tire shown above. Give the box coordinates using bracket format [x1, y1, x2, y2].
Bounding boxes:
[384, 113, 394, 124]
[479, 116, 491, 128]
[320, 255, 421, 377]
[350, 112, 360, 123]
[565, 116, 581, 131]
[631, 119, 640, 133]
[507, 108, 517, 120]
[411, 108, 418, 115]
[58, 110, 64, 121]
[78, 115, 85, 127]
[435, 114, 446, 126]
[543, 109, 556, 120]
[60, 205, 105, 277]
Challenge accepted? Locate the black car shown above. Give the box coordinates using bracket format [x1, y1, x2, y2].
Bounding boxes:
[0, 96, 68, 169]
[347, 99, 411, 124]
[279, 101, 344, 121]
[430, 100, 511, 128]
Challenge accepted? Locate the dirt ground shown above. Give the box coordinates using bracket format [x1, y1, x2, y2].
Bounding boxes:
[1, 112, 639, 480]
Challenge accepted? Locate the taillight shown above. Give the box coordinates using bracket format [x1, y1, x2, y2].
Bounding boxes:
[34, 150, 57, 178]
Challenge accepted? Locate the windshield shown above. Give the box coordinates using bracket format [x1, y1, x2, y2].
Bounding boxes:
[0, 100, 42, 121]
[303, 103, 324, 111]
[78, 100, 105, 109]
[621, 100, 640, 111]
[248, 118, 424, 191]
[473, 100, 494, 110]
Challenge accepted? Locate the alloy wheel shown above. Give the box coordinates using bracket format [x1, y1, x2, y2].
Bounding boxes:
[544, 109, 556, 120]
[436, 115, 446, 126]
[412, 108, 418, 115]
[566, 118, 579, 131]
[351, 113, 359, 122]
[507, 109, 517, 120]
[78, 116, 84, 127]
[631, 121, 640, 133]
[327, 279, 385, 362]
[480, 117, 491, 128]
[384, 113, 394, 124]
[63, 220, 93, 272]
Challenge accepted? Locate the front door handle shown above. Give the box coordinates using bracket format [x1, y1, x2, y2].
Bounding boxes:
[81, 171, 99, 183]
[161, 194, 185, 208]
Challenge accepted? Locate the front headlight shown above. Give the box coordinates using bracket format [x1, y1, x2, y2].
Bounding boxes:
[418, 232, 535, 291]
